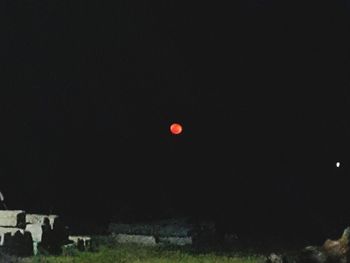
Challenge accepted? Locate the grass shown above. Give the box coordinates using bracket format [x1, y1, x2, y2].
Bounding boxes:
[30, 247, 263, 263]
[20, 240, 266, 263]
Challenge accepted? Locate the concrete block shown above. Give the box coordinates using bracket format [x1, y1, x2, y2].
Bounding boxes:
[0, 210, 26, 228]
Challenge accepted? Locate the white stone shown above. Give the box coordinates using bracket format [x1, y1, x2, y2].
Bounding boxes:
[114, 234, 157, 246]
[26, 214, 58, 228]
[0, 210, 26, 228]
[25, 224, 42, 243]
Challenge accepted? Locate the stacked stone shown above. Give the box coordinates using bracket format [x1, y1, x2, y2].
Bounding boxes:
[0, 211, 71, 256]
[0, 210, 33, 256]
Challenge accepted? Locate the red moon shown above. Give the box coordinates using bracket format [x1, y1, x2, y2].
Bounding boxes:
[170, 123, 183, 135]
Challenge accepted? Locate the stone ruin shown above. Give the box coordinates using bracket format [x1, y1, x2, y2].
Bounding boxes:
[0, 210, 91, 257]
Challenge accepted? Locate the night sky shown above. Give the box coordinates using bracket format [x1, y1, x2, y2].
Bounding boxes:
[1, 1, 350, 238]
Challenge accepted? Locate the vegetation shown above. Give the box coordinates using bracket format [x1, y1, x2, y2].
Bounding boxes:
[19, 239, 266, 263]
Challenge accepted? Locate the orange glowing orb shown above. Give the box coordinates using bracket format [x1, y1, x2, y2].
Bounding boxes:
[170, 123, 183, 135]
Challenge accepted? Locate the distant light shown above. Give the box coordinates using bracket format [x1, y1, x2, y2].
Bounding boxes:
[170, 123, 183, 135]
[336, 162, 340, 168]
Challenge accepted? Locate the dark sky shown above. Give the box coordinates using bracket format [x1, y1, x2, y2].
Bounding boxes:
[1, 0, 350, 235]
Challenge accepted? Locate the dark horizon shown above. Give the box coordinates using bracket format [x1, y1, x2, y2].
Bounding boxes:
[1, 0, 350, 240]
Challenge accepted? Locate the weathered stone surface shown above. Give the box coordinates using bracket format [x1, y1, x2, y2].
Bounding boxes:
[0, 210, 26, 228]
[114, 234, 157, 246]
[26, 214, 58, 228]
[69, 236, 92, 251]
[158, 236, 192, 246]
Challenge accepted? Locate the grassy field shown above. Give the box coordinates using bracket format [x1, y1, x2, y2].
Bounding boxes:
[22, 243, 266, 263]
